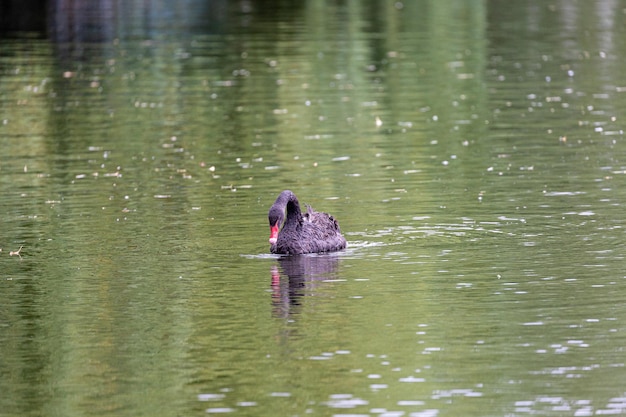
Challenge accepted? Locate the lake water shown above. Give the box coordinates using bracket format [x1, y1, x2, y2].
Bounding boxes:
[1, 1, 626, 416]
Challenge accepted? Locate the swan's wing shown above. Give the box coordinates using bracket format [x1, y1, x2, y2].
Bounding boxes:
[305, 208, 339, 229]
[275, 205, 346, 253]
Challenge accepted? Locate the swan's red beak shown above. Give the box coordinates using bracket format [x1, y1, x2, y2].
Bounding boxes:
[269, 224, 279, 245]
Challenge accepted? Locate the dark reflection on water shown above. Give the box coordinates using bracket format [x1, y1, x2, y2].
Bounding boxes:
[270, 254, 341, 318]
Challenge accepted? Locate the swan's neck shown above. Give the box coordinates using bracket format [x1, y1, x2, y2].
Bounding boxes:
[284, 198, 302, 229]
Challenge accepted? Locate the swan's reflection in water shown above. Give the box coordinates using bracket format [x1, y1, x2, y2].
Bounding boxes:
[271, 254, 340, 318]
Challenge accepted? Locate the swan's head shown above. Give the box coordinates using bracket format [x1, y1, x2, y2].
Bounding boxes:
[268, 206, 284, 245]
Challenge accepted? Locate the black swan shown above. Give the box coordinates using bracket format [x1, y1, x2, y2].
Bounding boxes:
[268, 190, 347, 254]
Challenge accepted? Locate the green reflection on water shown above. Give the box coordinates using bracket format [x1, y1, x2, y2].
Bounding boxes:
[1, 1, 626, 417]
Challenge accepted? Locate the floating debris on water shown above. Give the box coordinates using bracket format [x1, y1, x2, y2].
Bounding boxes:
[9, 245, 23, 259]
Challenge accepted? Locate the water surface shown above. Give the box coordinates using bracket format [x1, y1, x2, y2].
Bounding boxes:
[1, 1, 626, 417]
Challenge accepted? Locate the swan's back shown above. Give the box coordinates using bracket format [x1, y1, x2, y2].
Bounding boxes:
[300, 206, 346, 252]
